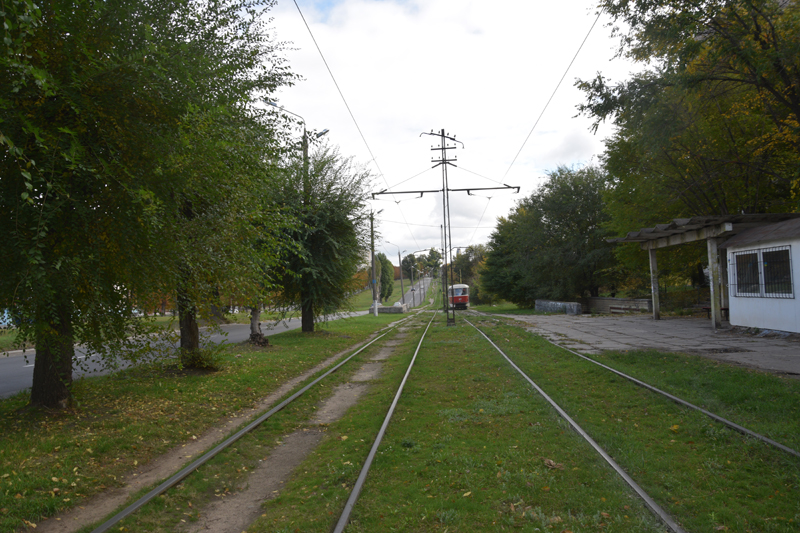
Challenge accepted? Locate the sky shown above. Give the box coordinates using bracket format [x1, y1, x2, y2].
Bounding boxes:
[266, 0, 640, 266]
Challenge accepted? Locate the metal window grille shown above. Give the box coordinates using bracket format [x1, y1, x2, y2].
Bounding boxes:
[729, 246, 793, 298]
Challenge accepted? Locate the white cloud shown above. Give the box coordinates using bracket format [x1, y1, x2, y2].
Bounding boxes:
[268, 0, 638, 263]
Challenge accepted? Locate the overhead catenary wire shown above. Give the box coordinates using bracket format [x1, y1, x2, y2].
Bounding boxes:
[468, 196, 492, 246]
[291, 0, 421, 250]
[501, 10, 602, 181]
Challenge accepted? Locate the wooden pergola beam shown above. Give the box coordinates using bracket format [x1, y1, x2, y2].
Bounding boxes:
[638, 223, 734, 250]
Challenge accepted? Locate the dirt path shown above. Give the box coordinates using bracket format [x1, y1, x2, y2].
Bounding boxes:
[35, 333, 387, 533]
[183, 329, 410, 533]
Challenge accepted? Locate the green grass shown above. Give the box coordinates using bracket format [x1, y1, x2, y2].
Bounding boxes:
[470, 317, 800, 532]
[4, 308, 797, 532]
[0, 313, 401, 532]
[472, 301, 545, 315]
[0, 329, 24, 352]
[348, 278, 419, 312]
[248, 314, 664, 532]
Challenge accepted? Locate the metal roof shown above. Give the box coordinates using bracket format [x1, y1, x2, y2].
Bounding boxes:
[720, 217, 800, 249]
[609, 214, 800, 245]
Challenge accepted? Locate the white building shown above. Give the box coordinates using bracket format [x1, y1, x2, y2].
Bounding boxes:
[721, 218, 799, 334]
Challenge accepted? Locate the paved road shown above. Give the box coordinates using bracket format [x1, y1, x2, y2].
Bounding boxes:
[506, 313, 800, 376]
[0, 311, 368, 399]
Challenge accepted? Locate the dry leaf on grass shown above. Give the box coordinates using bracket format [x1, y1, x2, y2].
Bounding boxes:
[544, 458, 564, 470]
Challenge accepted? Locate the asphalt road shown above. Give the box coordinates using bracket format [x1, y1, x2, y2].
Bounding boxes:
[0, 312, 367, 399]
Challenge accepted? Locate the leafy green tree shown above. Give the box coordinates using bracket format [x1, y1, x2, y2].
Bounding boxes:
[378, 253, 394, 303]
[451, 245, 494, 304]
[482, 166, 615, 306]
[424, 248, 443, 272]
[272, 145, 371, 332]
[0, 0, 295, 406]
[401, 254, 417, 281]
[581, 0, 800, 197]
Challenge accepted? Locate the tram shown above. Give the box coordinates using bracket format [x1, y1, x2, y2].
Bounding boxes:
[447, 284, 470, 310]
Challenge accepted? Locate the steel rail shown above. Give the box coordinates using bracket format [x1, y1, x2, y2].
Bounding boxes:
[90, 316, 414, 533]
[466, 319, 688, 533]
[536, 335, 800, 459]
[333, 310, 439, 532]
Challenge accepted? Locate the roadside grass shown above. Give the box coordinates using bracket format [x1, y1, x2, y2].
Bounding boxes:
[96, 312, 424, 533]
[0, 329, 25, 352]
[573, 348, 800, 453]
[348, 279, 413, 312]
[471, 301, 545, 315]
[0, 313, 400, 532]
[471, 316, 800, 532]
[248, 314, 664, 532]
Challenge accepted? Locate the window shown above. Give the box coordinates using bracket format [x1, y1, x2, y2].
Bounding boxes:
[730, 246, 793, 298]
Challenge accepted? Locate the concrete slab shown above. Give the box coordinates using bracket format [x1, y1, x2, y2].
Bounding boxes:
[505, 314, 800, 377]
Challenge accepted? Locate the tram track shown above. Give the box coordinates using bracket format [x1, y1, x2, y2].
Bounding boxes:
[72, 302, 797, 532]
[88, 313, 421, 533]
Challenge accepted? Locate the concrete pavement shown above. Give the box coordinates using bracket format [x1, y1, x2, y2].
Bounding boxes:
[504, 313, 800, 377]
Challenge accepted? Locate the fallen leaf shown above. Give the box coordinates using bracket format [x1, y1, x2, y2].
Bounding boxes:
[601, 512, 610, 518]
[340, 436, 348, 441]
[715, 527, 728, 531]
[22, 519, 36, 528]
[463, 492, 471, 497]
[544, 459, 564, 470]
[670, 424, 679, 433]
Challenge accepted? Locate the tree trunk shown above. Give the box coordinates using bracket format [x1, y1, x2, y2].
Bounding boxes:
[249, 306, 269, 346]
[177, 284, 200, 366]
[301, 291, 314, 333]
[30, 300, 74, 409]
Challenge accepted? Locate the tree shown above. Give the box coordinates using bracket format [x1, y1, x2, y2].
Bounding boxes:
[451, 245, 494, 304]
[272, 145, 371, 332]
[0, 0, 295, 406]
[424, 248, 443, 272]
[481, 166, 615, 306]
[581, 0, 800, 196]
[401, 254, 417, 281]
[378, 253, 394, 303]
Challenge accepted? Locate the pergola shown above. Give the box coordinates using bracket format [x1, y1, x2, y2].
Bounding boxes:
[609, 214, 800, 330]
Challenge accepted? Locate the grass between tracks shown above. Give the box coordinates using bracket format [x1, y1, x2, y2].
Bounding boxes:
[0, 313, 401, 533]
[249, 314, 799, 533]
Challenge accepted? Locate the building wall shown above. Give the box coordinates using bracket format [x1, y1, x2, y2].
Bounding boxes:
[727, 237, 800, 334]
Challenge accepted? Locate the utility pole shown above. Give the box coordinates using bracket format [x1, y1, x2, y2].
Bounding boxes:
[370, 211, 379, 317]
[371, 130, 519, 324]
[410, 266, 416, 308]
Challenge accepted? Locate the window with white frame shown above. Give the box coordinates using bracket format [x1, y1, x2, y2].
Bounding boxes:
[729, 246, 793, 298]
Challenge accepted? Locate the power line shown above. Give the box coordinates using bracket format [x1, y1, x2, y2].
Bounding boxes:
[291, 0, 421, 250]
[468, 197, 493, 246]
[501, 11, 602, 181]
[382, 219, 495, 229]
[459, 166, 504, 185]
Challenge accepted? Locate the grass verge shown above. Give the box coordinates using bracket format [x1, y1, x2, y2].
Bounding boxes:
[470, 316, 800, 532]
[248, 314, 665, 532]
[0, 313, 401, 532]
[471, 302, 545, 315]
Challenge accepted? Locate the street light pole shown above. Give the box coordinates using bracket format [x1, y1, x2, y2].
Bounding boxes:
[370, 209, 383, 316]
[267, 101, 328, 332]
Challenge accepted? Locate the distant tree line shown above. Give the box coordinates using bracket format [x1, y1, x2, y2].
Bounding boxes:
[481, 0, 799, 306]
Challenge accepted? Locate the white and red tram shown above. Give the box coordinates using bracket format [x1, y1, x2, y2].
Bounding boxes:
[447, 284, 470, 310]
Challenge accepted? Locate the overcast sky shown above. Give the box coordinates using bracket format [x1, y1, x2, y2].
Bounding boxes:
[267, 0, 639, 267]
